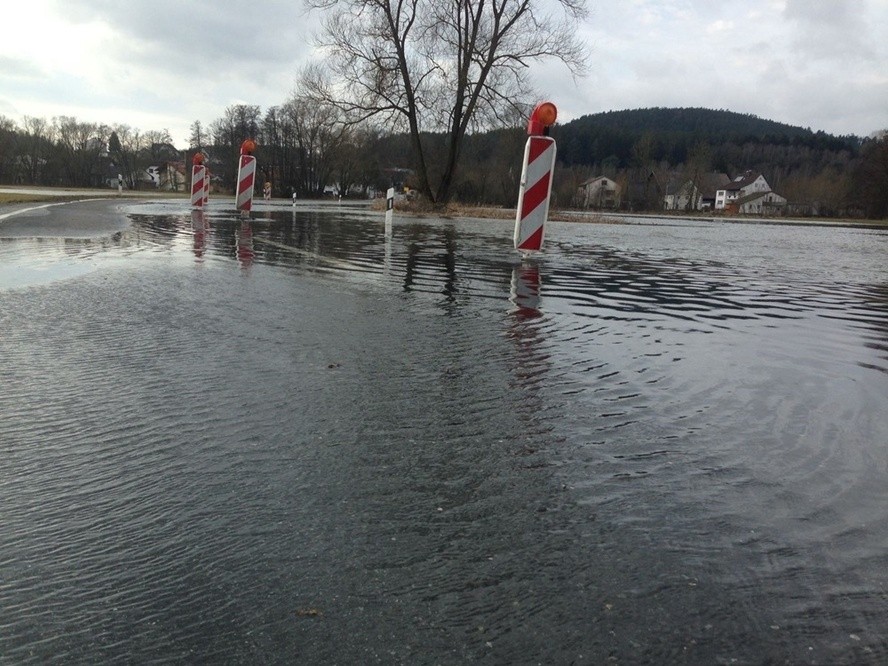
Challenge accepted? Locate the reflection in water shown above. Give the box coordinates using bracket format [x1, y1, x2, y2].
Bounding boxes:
[135, 207, 888, 376]
[236, 220, 254, 270]
[852, 283, 888, 373]
[399, 225, 459, 297]
[506, 261, 555, 446]
[441, 227, 458, 298]
[403, 240, 419, 292]
[190, 209, 208, 260]
[510, 261, 542, 320]
[3, 204, 888, 663]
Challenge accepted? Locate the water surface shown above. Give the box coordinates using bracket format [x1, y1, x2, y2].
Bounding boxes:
[2, 201, 887, 663]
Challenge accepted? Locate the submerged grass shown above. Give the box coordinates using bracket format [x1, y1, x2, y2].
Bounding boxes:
[371, 197, 609, 223]
[373, 197, 886, 227]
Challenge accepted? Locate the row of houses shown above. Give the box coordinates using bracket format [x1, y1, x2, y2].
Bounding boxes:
[108, 162, 189, 190]
[578, 170, 788, 215]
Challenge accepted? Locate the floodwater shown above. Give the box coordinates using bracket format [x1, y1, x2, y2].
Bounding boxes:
[2, 200, 888, 664]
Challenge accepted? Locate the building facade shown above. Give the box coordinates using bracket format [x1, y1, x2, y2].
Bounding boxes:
[715, 171, 771, 209]
[578, 176, 621, 209]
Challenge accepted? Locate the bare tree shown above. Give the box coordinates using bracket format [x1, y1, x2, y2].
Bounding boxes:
[262, 106, 301, 196]
[209, 105, 261, 148]
[282, 93, 347, 196]
[332, 127, 382, 197]
[109, 124, 146, 189]
[261, 107, 295, 194]
[303, 0, 588, 204]
[684, 140, 712, 211]
[209, 105, 262, 189]
[0, 116, 19, 184]
[142, 129, 175, 159]
[189, 120, 206, 151]
[18, 116, 54, 185]
[54, 117, 111, 187]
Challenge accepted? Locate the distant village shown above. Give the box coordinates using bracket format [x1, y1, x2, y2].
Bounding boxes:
[580, 170, 792, 216]
[140, 152, 796, 217]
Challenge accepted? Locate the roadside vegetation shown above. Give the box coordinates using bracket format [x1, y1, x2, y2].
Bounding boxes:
[0, 192, 57, 205]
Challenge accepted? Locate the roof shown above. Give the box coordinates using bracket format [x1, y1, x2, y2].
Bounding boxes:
[666, 172, 730, 197]
[733, 190, 785, 206]
[699, 172, 731, 197]
[580, 175, 617, 187]
[721, 170, 762, 192]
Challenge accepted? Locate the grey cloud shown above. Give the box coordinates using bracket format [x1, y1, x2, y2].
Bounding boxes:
[0, 55, 43, 79]
[47, 0, 317, 75]
[784, 0, 856, 25]
[783, 0, 876, 62]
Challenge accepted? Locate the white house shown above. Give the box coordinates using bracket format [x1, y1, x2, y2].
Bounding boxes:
[145, 166, 162, 187]
[735, 190, 787, 215]
[144, 163, 187, 191]
[664, 172, 730, 211]
[578, 176, 621, 209]
[715, 171, 771, 209]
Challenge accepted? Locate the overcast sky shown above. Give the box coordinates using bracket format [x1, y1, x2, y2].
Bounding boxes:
[2, 0, 886, 147]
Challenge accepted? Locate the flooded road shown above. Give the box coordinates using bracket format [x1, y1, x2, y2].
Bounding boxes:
[2, 200, 888, 663]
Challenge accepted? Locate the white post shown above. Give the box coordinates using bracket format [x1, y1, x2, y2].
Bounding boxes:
[385, 187, 394, 237]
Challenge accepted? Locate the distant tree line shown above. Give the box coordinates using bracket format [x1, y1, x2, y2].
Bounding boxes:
[2, 105, 887, 218]
[548, 108, 885, 218]
[0, 115, 177, 190]
[195, 99, 393, 199]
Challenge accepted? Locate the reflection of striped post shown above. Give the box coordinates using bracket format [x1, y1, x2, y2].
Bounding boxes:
[236, 155, 257, 212]
[513, 135, 556, 252]
[237, 220, 254, 268]
[509, 262, 543, 322]
[191, 165, 206, 208]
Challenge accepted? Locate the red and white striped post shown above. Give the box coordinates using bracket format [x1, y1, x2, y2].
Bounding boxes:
[191, 153, 207, 208]
[191, 165, 206, 207]
[514, 102, 558, 253]
[202, 166, 210, 206]
[236, 139, 257, 212]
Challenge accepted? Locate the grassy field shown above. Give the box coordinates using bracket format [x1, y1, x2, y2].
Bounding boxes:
[0, 192, 63, 205]
[0, 187, 186, 207]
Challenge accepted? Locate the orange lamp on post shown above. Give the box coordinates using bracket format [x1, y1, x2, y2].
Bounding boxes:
[240, 139, 256, 156]
[527, 101, 558, 136]
[192, 151, 205, 166]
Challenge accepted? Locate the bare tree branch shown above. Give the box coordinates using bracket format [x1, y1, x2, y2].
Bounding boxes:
[303, 0, 589, 203]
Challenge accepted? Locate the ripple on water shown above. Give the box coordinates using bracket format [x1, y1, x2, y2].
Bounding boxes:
[2, 208, 888, 663]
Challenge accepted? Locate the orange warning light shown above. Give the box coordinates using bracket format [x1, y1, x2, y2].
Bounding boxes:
[527, 102, 558, 136]
[192, 152, 205, 165]
[240, 139, 256, 155]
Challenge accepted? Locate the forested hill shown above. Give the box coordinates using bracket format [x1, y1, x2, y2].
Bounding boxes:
[553, 107, 859, 169]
